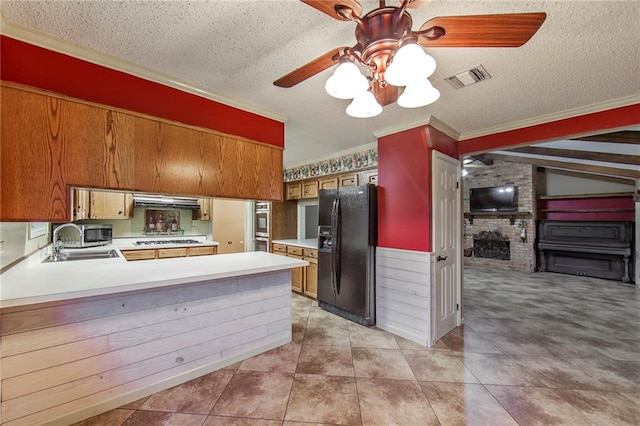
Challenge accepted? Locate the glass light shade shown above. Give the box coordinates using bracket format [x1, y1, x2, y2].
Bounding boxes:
[346, 90, 382, 118]
[385, 43, 436, 87]
[325, 62, 369, 99]
[397, 79, 440, 108]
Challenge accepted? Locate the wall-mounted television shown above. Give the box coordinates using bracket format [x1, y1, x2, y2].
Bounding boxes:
[469, 185, 518, 212]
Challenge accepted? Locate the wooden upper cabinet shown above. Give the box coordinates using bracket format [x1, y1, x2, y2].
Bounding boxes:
[302, 181, 318, 199]
[0, 83, 283, 221]
[192, 198, 212, 220]
[339, 173, 359, 187]
[362, 170, 378, 185]
[287, 182, 302, 200]
[319, 177, 338, 191]
[73, 189, 133, 219]
[90, 191, 133, 219]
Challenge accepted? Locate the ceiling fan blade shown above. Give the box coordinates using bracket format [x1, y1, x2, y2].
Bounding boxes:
[373, 83, 399, 106]
[274, 48, 346, 88]
[399, 0, 430, 9]
[301, 0, 363, 21]
[418, 13, 547, 47]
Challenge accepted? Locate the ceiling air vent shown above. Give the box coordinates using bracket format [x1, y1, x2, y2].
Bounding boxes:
[445, 65, 491, 89]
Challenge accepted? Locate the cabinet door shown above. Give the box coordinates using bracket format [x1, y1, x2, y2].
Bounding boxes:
[89, 191, 130, 219]
[193, 198, 212, 220]
[72, 189, 90, 220]
[157, 248, 188, 258]
[363, 170, 378, 185]
[304, 257, 318, 299]
[188, 246, 216, 256]
[288, 253, 304, 293]
[302, 181, 319, 199]
[339, 173, 358, 187]
[121, 249, 157, 261]
[287, 183, 302, 200]
[272, 243, 288, 254]
[319, 178, 338, 190]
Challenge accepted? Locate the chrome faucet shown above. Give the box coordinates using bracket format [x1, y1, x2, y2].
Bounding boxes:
[52, 223, 83, 261]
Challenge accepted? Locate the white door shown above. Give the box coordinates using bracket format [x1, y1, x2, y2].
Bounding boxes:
[432, 151, 461, 343]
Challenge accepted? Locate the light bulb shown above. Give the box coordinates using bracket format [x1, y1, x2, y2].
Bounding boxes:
[346, 90, 382, 118]
[385, 43, 436, 87]
[325, 62, 369, 99]
[397, 79, 440, 108]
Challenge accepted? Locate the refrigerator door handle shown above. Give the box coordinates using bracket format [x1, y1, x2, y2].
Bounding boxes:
[330, 199, 338, 295]
[334, 197, 341, 295]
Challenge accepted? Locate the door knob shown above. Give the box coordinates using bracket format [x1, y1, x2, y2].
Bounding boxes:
[437, 255, 448, 262]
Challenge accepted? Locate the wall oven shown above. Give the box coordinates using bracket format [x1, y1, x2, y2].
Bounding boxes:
[255, 202, 270, 237]
[255, 236, 270, 252]
[255, 201, 270, 252]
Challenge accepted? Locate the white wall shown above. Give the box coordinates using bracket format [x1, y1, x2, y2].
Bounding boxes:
[538, 170, 635, 196]
[0, 223, 50, 270]
[73, 208, 211, 238]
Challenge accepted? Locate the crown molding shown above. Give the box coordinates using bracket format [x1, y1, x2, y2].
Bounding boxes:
[373, 115, 461, 140]
[286, 141, 378, 169]
[460, 95, 640, 141]
[0, 19, 288, 123]
[426, 116, 462, 140]
[373, 116, 432, 138]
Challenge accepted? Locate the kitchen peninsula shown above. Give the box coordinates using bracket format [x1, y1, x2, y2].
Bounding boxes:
[0, 248, 307, 425]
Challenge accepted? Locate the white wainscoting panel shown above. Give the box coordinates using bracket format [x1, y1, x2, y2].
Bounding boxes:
[0, 270, 291, 425]
[376, 247, 432, 346]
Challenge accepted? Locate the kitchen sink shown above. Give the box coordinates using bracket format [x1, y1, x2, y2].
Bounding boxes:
[43, 249, 120, 262]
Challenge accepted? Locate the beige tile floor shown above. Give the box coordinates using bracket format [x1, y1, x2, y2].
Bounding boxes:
[76, 267, 639, 425]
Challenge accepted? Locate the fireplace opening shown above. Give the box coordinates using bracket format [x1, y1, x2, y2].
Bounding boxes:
[473, 230, 510, 260]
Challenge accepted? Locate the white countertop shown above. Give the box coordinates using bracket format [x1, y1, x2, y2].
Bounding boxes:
[0, 247, 307, 309]
[272, 239, 318, 249]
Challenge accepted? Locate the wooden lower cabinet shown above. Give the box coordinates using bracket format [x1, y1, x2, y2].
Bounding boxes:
[288, 254, 304, 293]
[121, 245, 217, 261]
[120, 249, 156, 261]
[188, 246, 217, 256]
[158, 247, 188, 258]
[304, 258, 318, 298]
[272, 243, 318, 297]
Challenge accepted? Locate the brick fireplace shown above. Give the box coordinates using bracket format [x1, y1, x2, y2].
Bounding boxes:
[463, 160, 536, 272]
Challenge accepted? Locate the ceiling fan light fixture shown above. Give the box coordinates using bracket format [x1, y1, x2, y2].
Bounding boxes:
[397, 79, 440, 108]
[325, 61, 369, 99]
[385, 42, 436, 87]
[346, 90, 382, 118]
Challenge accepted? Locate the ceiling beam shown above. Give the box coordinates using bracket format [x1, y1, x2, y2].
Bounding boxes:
[508, 146, 640, 166]
[571, 131, 640, 144]
[536, 167, 636, 186]
[485, 153, 640, 179]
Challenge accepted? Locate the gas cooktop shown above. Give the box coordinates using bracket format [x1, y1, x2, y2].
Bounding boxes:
[134, 239, 202, 246]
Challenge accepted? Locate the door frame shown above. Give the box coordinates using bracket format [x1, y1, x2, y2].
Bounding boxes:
[431, 150, 464, 344]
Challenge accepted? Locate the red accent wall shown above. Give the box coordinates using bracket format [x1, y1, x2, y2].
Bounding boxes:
[538, 195, 635, 221]
[458, 104, 640, 154]
[377, 125, 458, 252]
[0, 36, 284, 148]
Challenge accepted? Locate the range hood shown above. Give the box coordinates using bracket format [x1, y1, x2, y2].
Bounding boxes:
[133, 194, 200, 210]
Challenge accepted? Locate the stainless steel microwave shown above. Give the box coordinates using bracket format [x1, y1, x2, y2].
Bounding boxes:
[54, 224, 113, 248]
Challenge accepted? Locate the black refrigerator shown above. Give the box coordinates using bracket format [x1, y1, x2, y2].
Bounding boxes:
[317, 184, 377, 326]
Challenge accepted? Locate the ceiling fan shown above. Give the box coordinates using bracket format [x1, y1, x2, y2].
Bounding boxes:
[274, 0, 546, 116]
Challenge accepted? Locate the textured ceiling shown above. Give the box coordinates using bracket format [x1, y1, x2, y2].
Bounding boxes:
[1, 1, 639, 167]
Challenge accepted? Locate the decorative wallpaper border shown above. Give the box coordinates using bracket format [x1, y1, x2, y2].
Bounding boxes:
[284, 148, 378, 182]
